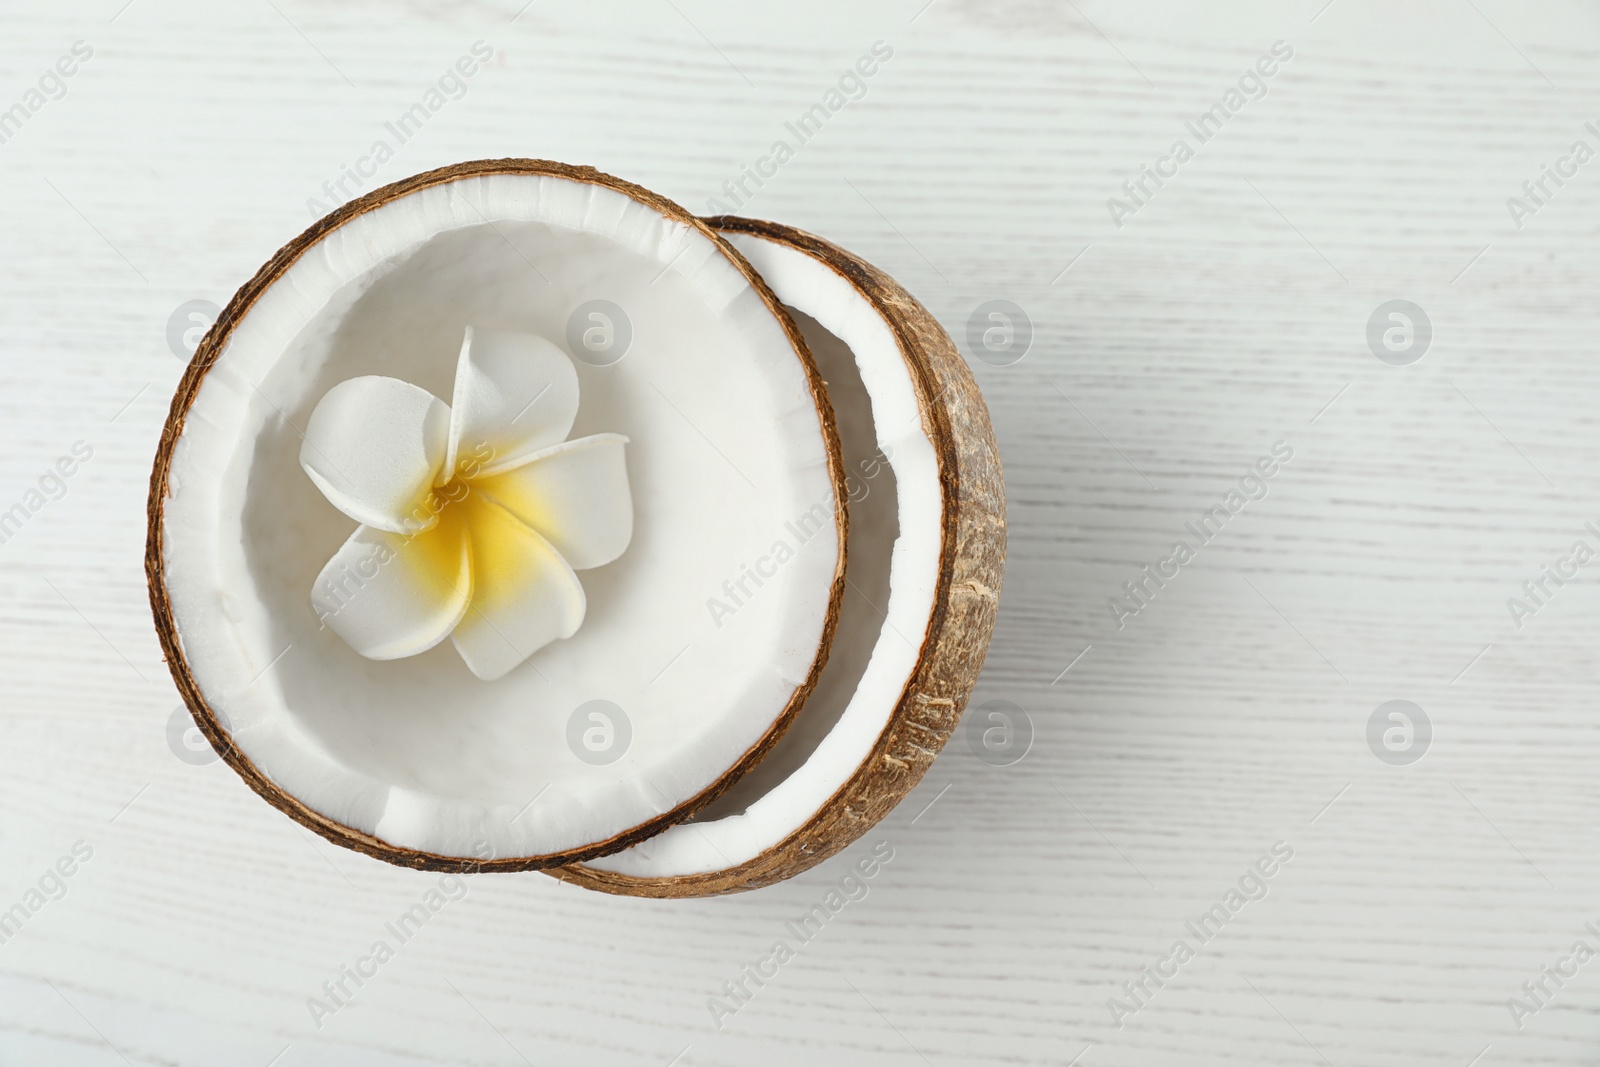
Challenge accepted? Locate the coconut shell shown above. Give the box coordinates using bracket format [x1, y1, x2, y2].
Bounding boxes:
[551, 217, 1007, 897]
[146, 160, 849, 873]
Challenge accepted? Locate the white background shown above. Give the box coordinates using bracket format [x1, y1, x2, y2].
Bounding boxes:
[2, 0, 1599, 1064]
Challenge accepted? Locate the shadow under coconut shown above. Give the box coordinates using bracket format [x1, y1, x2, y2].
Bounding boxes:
[688, 307, 898, 822]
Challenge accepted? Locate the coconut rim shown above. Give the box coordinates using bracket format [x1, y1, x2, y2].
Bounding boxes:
[550, 215, 1006, 896]
[145, 160, 850, 872]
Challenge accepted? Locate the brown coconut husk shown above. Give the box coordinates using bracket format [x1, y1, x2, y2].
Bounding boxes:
[551, 216, 1007, 897]
[146, 160, 849, 872]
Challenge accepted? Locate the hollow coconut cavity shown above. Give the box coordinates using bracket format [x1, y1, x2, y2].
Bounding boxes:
[554, 218, 1006, 897]
[148, 161, 849, 870]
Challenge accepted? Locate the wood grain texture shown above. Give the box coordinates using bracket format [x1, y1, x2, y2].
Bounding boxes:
[3, 0, 1600, 1064]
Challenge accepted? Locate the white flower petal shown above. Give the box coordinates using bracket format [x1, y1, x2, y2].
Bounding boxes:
[474, 433, 633, 571]
[450, 493, 587, 681]
[301, 376, 450, 534]
[445, 326, 580, 480]
[311, 517, 473, 661]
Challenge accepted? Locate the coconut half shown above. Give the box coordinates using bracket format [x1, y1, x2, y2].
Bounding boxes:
[147, 161, 849, 870]
[553, 218, 1006, 896]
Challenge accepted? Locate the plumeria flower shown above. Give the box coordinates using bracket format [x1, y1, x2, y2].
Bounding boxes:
[302, 326, 632, 681]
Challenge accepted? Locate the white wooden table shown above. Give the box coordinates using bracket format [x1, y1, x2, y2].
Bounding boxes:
[3, 1, 1599, 1063]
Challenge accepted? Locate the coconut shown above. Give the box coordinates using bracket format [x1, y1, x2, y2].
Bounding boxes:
[147, 162, 1005, 888]
[552, 217, 1006, 896]
[146, 160, 850, 871]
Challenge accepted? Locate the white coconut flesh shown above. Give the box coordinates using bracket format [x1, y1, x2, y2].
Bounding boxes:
[581, 229, 943, 878]
[160, 172, 842, 861]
